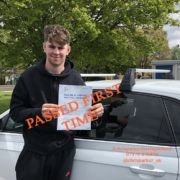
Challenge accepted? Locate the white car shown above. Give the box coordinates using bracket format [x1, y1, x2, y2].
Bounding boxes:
[0, 68, 180, 180]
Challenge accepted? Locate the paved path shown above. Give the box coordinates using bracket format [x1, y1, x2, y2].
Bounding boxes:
[0, 85, 14, 92]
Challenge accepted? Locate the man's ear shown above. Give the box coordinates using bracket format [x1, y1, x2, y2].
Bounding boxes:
[67, 45, 71, 55]
[43, 43, 46, 52]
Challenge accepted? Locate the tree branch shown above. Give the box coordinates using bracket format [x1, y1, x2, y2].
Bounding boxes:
[0, 0, 7, 5]
[0, 40, 6, 45]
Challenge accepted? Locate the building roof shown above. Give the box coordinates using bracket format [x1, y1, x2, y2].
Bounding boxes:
[152, 60, 180, 65]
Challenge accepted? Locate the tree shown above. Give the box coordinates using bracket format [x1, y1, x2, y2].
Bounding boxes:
[0, 28, 10, 65]
[170, 46, 180, 60]
[135, 29, 170, 69]
[1, 0, 180, 73]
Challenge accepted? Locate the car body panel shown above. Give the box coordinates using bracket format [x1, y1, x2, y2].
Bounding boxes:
[0, 132, 178, 180]
[0, 78, 180, 180]
[0, 133, 23, 180]
[85, 79, 180, 100]
[72, 139, 178, 180]
[177, 148, 180, 180]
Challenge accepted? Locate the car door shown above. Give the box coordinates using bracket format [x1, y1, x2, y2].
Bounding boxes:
[71, 91, 178, 180]
[163, 98, 180, 180]
[0, 111, 23, 180]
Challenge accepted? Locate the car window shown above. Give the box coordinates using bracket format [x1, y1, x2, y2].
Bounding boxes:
[84, 92, 172, 144]
[163, 99, 180, 144]
[4, 117, 23, 132]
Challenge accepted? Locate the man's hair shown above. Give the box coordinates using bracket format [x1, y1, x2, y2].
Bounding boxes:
[44, 24, 70, 45]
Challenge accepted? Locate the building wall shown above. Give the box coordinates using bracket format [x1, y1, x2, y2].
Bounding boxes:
[151, 60, 180, 80]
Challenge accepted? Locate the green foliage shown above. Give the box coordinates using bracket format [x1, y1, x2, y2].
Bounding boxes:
[0, 0, 180, 73]
[170, 46, 180, 60]
[135, 29, 170, 69]
[0, 92, 12, 114]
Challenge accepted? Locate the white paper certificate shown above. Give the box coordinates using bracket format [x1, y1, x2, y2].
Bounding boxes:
[57, 85, 92, 130]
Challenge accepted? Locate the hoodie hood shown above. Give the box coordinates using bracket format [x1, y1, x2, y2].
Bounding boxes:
[37, 57, 74, 77]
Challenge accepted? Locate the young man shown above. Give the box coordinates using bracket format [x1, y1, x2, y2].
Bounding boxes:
[10, 24, 104, 180]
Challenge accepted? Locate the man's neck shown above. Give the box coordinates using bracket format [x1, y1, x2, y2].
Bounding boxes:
[45, 62, 65, 74]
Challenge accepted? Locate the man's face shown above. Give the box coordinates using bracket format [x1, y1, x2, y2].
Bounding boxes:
[43, 41, 71, 67]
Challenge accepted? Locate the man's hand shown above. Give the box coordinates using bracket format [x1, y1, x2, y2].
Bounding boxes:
[42, 103, 104, 121]
[88, 103, 104, 117]
[42, 103, 59, 119]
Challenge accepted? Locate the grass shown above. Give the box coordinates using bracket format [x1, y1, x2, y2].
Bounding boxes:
[0, 92, 12, 114]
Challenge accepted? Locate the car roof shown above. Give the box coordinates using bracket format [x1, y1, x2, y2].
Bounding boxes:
[85, 79, 180, 100]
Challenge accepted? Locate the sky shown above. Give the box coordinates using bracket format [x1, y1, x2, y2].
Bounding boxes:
[163, 3, 180, 48]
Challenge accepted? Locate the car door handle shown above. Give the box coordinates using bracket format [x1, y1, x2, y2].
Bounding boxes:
[130, 166, 166, 177]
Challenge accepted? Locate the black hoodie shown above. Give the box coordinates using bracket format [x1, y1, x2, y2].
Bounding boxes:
[10, 57, 85, 155]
